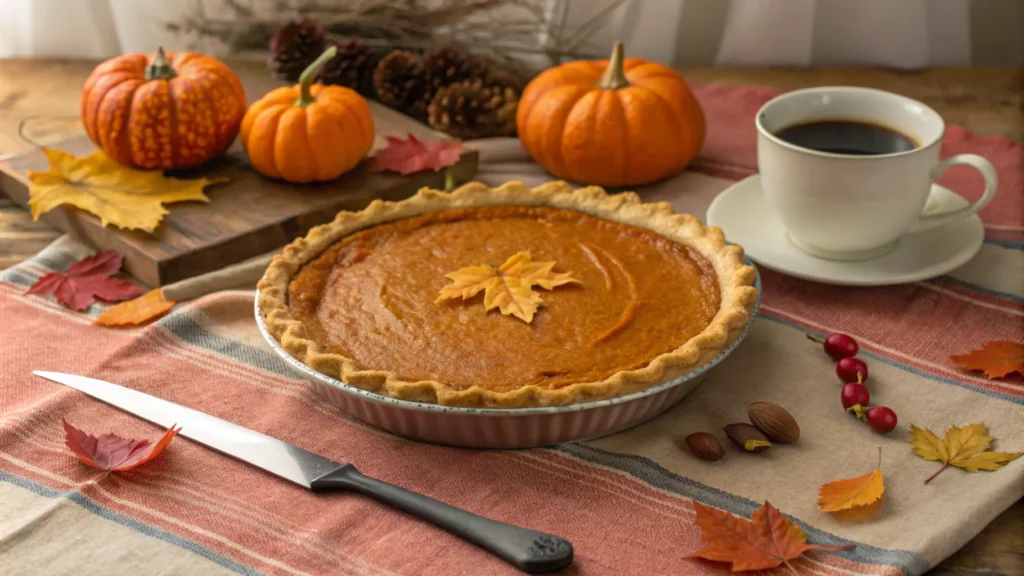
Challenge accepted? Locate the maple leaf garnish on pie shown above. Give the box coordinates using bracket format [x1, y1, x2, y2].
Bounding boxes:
[436, 251, 580, 323]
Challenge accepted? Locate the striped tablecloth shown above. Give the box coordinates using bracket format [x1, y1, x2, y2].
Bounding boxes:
[1, 83, 1021, 576]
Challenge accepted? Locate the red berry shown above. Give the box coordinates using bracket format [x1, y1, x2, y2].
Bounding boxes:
[865, 406, 898, 433]
[841, 382, 870, 410]
[826, 334, 859, 360]
[830, 334, 858, 359]
[807, 332, 859, 360]
[836, 357, 868, 383]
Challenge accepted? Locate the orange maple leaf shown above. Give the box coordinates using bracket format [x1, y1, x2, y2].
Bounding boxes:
[436, 251, 579, 323]
[951, 341, 1024, 379]
[688, 501, 854, 573]
[94, 288, 177, 328]
[818, 448, 885, 512]
[63, 419, 180, 472]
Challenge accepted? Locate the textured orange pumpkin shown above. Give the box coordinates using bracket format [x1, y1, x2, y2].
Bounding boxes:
[81, 48, 246, 170]
[241, 47, 375, 183]
[517, 42, 705, 188]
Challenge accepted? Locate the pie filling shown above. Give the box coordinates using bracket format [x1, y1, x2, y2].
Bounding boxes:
[288, 206, 720, 392]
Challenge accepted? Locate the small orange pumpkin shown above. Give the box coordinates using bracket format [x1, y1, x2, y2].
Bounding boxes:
[517, 42, 705, 188]
[81, 48, 246, 170]
[241, 47, 375, 183]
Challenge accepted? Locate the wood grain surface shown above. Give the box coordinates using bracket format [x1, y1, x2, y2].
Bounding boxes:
[0, 61, 477, 286]
[0, 58, 1021, 574]
[0, 133, 477, 286]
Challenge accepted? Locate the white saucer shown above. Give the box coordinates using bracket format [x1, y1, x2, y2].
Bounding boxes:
[706, 175, 984, 286]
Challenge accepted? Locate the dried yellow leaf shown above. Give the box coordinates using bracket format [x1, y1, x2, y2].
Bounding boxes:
[436, 251, 579, 323]
[818, 448, 885, 513]
[28, 147, 226, 232]
[910, 422, 1023, 484]
[94, 288, 177, 328]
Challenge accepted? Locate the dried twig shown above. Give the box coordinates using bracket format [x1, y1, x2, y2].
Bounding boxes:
[166, 0, 624, 78]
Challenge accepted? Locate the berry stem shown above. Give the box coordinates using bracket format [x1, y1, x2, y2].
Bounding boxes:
[923, 463, 950, 485]
[847, 404, 868, 420]
[857, 373, 863, 385]
[806, 333, 825, 344]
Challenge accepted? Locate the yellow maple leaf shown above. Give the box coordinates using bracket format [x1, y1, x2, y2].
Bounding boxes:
[436, 251, 580, 323]
[910, 422, 1023, 484]
[28, 147, 226, 233]
[818, 448, 885, 513]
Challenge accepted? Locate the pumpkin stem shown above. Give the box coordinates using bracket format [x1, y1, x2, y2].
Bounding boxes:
[296, 46, 337, 107]
[145, 47, 177, 81]
[444, 167, 456, 191]
[596, 41, 629, 90]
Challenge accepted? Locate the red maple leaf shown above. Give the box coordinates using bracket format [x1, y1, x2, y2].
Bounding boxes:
[372, 133, 463, 175]
[688, 501, 854, 573]
[25, 250, 142, 311]
[951, 341, 1024, 379]
[63, 419, 180, 471]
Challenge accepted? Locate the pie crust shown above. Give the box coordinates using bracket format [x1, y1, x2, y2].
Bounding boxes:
[258, 181, 759, 408]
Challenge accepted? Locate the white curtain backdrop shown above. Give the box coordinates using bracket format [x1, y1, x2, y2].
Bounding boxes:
[0, 0, 973, 68]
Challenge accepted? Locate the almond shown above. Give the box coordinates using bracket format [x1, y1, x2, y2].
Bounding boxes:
[747, 401, 800, 444]
[724, 423, 772, 453]
[683, 432, 725, 461]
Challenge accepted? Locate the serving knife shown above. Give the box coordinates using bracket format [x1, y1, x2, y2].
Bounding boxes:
[34, 371, 574, 574]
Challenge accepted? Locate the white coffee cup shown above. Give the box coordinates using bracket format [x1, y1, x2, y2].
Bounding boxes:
[756, 87, 998, 260]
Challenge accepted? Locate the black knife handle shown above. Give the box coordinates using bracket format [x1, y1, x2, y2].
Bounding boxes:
[311, 465, 573, 573]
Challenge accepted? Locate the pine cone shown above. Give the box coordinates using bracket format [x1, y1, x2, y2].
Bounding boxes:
[428, 79, 519, 140]
[317, 39, 379, 96]
[490, 86, 519, 137]
[373, 50, 427, 119]
[482, 66, 526, 93]
[423, 46, 489, 104]
[268, 18, 326, 82]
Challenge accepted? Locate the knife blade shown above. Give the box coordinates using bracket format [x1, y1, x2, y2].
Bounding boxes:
[34, 371, 573, 574]
[35, 371, 342, 486]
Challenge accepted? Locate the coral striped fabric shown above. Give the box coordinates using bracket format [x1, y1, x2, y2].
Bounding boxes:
[1, 83, 1022, 576]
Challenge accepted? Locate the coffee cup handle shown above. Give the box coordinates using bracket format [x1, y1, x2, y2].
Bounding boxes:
[909, 154, 998, 233]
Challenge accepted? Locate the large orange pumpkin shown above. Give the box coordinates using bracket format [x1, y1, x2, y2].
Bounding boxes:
[517, 42, 705, 188]
[240, 47, 375, 183]
[81, 48, 246, 170]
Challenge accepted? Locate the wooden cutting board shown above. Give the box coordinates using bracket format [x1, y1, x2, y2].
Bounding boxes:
[0, 105, 478, 287]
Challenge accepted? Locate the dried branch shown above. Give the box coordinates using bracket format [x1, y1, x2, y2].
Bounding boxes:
[166, 0, 625, 77]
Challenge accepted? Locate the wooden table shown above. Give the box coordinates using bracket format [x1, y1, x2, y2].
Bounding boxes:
[1, 59, 1021, 574]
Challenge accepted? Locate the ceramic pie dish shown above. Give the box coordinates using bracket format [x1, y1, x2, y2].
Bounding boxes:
[255, 181, 760, 448]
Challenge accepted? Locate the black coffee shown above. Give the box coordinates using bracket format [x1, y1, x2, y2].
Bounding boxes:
[774, 120, 917, 156]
